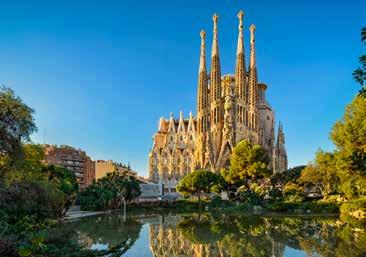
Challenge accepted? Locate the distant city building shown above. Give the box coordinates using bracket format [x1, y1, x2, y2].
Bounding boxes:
[149, 11, 288, 192]
[95, 160, 137, 181]
[43, 144, 95, 190]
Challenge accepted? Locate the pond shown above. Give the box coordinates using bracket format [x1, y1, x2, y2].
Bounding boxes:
[62, 211, 366, 257]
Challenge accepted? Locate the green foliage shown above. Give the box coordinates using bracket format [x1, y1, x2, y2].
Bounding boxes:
[330, 96, 366, 199]
[283, 182, 304, 202]
[353, 27, 366, 96]
[266, 201, 339, 213]
[0, 145, 79, 220]
[177, 215, 225, 244]
[237, 183, 268, 205]
[0, 86, 37, 167]
[174, 213, 365, 257]
[340, 198, 366, 219]
[210, 195, 223, 208]
[221, 140, 270, 188]
[298, 151, 338, 197]
[78, 173, 141, 211]
[177, 170, 224, 201]
[271, 165, 305, 186]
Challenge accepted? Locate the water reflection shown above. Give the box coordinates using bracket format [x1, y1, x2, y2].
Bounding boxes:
[67, 212, 366, 257]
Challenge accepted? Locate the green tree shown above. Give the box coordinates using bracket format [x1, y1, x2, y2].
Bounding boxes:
[353, 27, 366, 97]
[78, 173, 141, 211]
[176, 170, 223, 202]
[221, 140, 270, 188]
[0, 87, 37, 171]
[299, 151, 338, 197]
[330, 96, 366, 198]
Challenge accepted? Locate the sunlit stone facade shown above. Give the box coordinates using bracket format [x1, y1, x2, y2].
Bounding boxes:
[148, 11, 287, 191]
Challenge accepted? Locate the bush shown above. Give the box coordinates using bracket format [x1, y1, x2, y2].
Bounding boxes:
[0, 180, 67, 220]
[266, 201, 339, 213]
[340, 198, 366, 218]
[209, 195, 222, 208]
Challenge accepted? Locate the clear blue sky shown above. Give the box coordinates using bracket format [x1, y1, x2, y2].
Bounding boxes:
[1, 0, 365, 177]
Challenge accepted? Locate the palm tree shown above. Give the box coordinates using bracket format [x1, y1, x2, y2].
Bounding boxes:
[353, 27, 366, 97]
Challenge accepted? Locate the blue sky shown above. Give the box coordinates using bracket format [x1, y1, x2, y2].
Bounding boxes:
[1, 0, 365, 177]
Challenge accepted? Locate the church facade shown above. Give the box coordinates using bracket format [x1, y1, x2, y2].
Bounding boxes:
[148, 11, 287, 192]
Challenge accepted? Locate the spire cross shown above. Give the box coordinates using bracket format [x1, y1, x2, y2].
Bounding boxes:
[250, 24, 256, 44]
[200, 30, 206, 40]
[237, 10, 244, 32]
[212, 13, 219, 38]
[212, 13, 219, 23]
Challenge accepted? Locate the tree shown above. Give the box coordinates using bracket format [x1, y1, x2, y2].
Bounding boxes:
[353, 27, 366, 97]
[78, 173, 141, 211]
[299, 151, 338, 198]
[221, 140, 271, 188]
[177, 170, 223, 202]
[0, 87, 37, 165]
[0, 144, 79, 219]
[330, 96, 366, 198]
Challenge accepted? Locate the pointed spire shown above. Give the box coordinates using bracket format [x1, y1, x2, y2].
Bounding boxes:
[235, 10, 247, 100]
[249, 24, 258, 107]
[197, 30, 209, 114]
[187, 111, 196, 134]
[277, 121, 285, 146]
[168, 112, 175, 133]
[211, 13, 222, 103]
[177, 111, 185, 133]
[236, 10, 244, 55]
[158, 117, 164, 131]
[212, 13, 219, 56]
[199, 30, 206, 73]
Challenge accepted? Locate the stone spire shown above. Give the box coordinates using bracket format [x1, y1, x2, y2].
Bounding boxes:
[197, 30, 209, 134]
[199, 30, 207, 73]
[197, 30, 208, 111]
[168, 112, 175, 133]
[177, 111, 185, 133]
[274, 121, 288, 173]
[277, 122, 285, 146]
[248, 24, 259, 132]
[210, 13, 222, 104]
[187, 111, 196, 133]
[249, 24, 258, 108]
[235, 10, 247, 100]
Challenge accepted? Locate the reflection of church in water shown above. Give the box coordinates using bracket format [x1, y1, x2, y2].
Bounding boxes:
[148, 215, 285, 257]
[149, 10, 288, 192]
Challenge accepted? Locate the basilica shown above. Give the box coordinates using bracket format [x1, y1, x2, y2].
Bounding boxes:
[148, 11, 287, 191]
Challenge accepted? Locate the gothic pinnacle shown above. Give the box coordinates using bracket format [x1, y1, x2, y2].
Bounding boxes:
[238, 10, 244, 27]
[249, 24, 256, 69]
[235, 10, 247, 101]
[210, 12, 221, 103]
[199, 30, 206, 73]
[211, 13, 219, 56]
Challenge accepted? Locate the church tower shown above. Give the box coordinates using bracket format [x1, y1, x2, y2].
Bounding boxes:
[148, 11, 289, 189]
[196, 30, 209, 168]
[248, 24, 259, 142]
[210, 13, 223, 169]
[235, 10, 248, 143]
[273, 122, 288, 173]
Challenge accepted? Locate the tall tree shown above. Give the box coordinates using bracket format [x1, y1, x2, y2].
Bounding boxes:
[0, 87, 36, 173]
[78, 173, 141, 211]
[299, 151, 338, 197]
[221, 140, 270, 187]
[353, 27, 366, 97]
[330, 96, 366, 198]
[177, 170, 223, 202]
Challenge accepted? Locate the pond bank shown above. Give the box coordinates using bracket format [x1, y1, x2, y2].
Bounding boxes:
[64, 209, 109, 220]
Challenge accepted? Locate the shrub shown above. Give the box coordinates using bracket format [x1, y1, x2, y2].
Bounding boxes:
[210, 195, 222, 208]
[340, 198, 366, 218]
